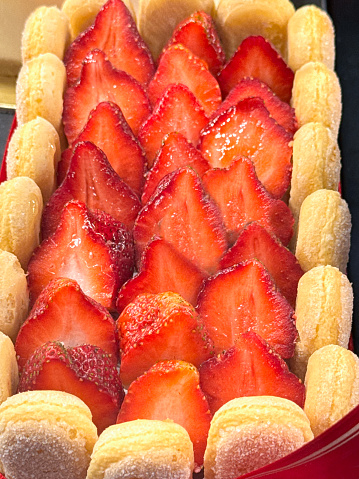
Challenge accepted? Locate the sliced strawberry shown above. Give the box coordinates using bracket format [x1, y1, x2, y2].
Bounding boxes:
[29, 201, 134, 310]
[162, 11, 225, 75]
[65, 0, 155, 87]
[58, 102, 146, 195]
[199, 97, 293, 199]
[138, 84, 208, 166]
[63, 49, 151, 145]
[202, 157, 294, 246]
[148, 44, 221, 116]
[133, 167, 227, 275]
[15, 278, 118, 371]
[18, 342, 124, 433]
[42, 141, 141, 239]
[117, 237, 207, 312]
[199, 331, 305, 415]
[141, 132, 210, 204]
[212, 77, 298, 136]
[117, 360, 212, 469]
[220, 222, 304, 307]
[218, 35, 294, 102]
[196, 260, 297, 358]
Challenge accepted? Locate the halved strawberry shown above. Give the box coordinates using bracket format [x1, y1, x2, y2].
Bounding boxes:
[29, 201, 134, 310]
[18, 342, 124, 434]
[116, 360, 212, 469]
[15, 277, 118, 371]
[162, 11, 225, 75]
[138, 83, 208, 166]
[65, 0, 155, 87]
[63, 49, 151, 145]
[202, 157, 294, 246]
[148, 44, 221, 116]
[196, 260, 297, 358]
[133, 167, 227, 275]
[58, 102, 146, 195]
[218, 35, 294, 102]
[141, 132, 210, 204]
[117, 237, 207, 312]
[220, 222, 304, 307]
[42, 141, 141, 239]
[117, 292, 214, 387]
[212, 77, 298, 136]
[199, 97, 293, 199]
[199, 331, 305, 415]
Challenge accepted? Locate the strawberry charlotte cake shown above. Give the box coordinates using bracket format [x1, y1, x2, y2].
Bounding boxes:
[0, 1, 356, 479]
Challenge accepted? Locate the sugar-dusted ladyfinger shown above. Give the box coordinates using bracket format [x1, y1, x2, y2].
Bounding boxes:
[0, 332, 18, 405]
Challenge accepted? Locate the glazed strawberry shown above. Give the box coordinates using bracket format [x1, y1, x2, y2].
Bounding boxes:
[212, 77, 298, 136]
[29, 201, 134, 310]
[117, 360, 212, 469]
[65, 0, 155, 87]
[15, 277, 118, 371]
[148, 43, 221, 116]
[162, 11, 225, 75]
[220, 222, 304, 307]
[134, 167, 227, 275]
[138, 84, 208, 166]
[42, 141, 141, 238]
[141, 132, 210, 203]
[196, 259, 297, 358]
[218, 35, 294, 102]
[58, 102, 146, 196]
[199, 97, 293, 199]
[199, 331, 305, 415]
[117, 237, 207, 312]
[18, 342, 124, 434]
[63, 49, 151, 145]
[202, 157, 294, 246]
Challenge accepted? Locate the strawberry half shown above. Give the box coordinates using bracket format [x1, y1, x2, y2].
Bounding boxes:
[218, 35, 294, 102]
[58, 102, 146, 196]
[141, 131, 210, 204]
[117, 237, 207, 312]
[199, 331, 305, 415]
[196, 259, 297, 358]
[63, 49, 151, 145]
[133, 167, 227, 275]
[42, 141, 141, 239]
[18, 342, 124, 434]
[220, 222, 304, 307]
[202, 157, 294, 246]
[199, 97, 293, 199]
[116, 360, 212, 469]
[29, 201, 134, 310]
[65, 0, 155, 87]
[148, 43, 222, 116]
[15, 277, 118, 371]
[138, 83, 208, 166]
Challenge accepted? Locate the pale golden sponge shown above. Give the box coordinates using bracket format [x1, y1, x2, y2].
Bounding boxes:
[287, 5, 335, 71]
[86, 419, 194, 479]
[0, 250, 29, 341]
[305, 345, 359, 437]
[0, 332, 18, 406]
[289, 265, 353, 380]
[204, 396, 313, 479]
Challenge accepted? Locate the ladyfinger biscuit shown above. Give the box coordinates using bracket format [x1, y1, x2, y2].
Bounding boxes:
[0, 390, 98, 479]
[22, 6, 70, 63]
[287, 5, 335, 72]
[0, 332, 18, 405]
[291, 61, 342, 138]
[304, 345, 359, 437]
[289, 265, 353, 381]
[0, 250, 29, 341]
[0, 177, 43, 270]
[295, 189, 351, 273]
[86, 419, 194, 479]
